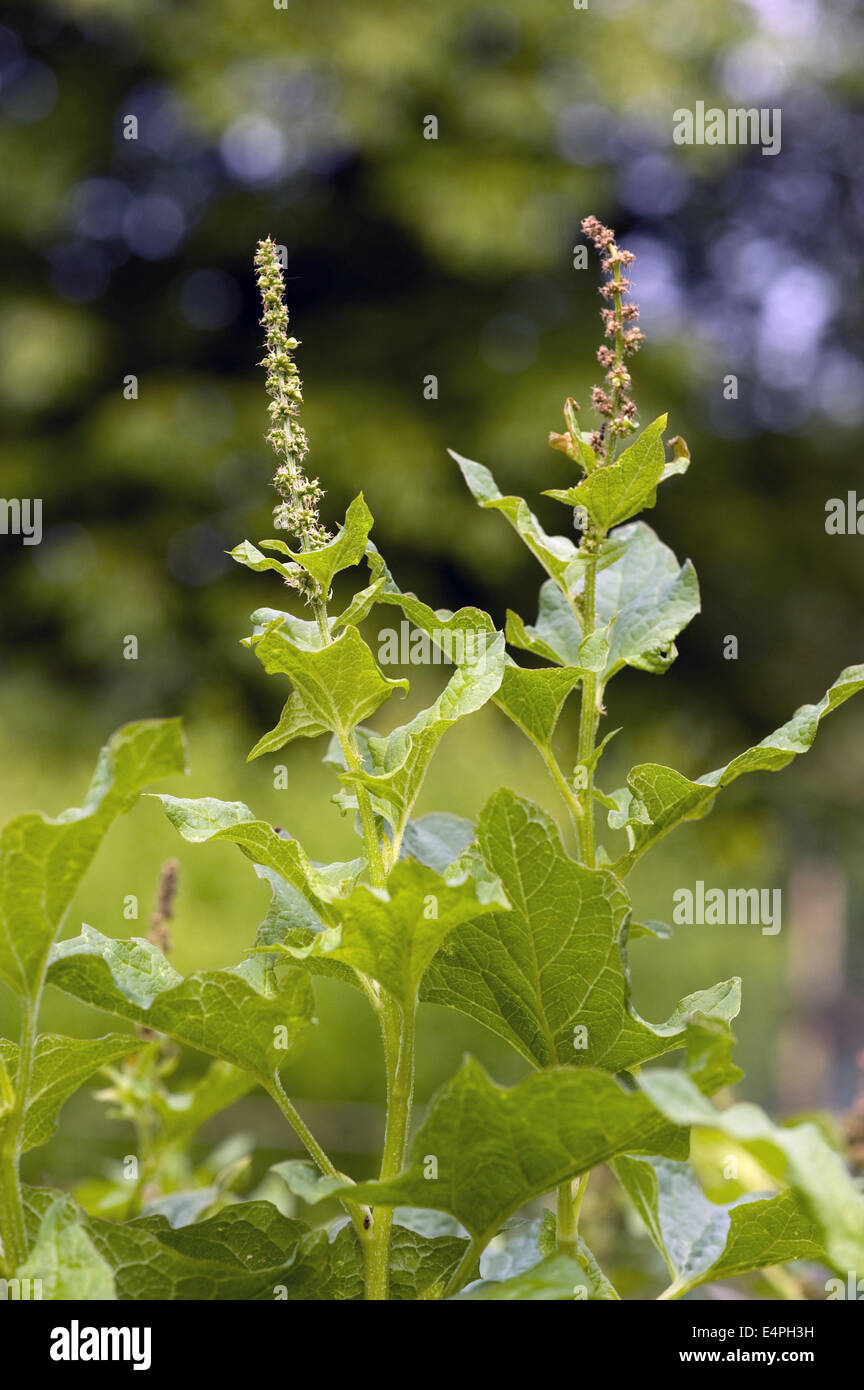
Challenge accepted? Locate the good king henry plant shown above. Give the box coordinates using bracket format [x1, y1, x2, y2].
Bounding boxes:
[2, 220, 864, 1302]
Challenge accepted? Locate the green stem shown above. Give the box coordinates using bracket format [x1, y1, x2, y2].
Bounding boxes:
[539, 746, 583, 834]
[268, 1073, 367, 1241]
[0, 994, 39, 1277]
[574, 551, 601, 868]
[555, 527, 606, 1242]
[312, 586, 387, 892]
[364, 996, 416, 1300]
[556, 1173, 587, 1256]
[576, 1234, 621, 1300]
[340, 736, 387, 891]
[442, 1232, 487, 1300]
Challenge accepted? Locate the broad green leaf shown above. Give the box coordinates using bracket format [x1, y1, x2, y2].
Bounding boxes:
[400, 813, 474, 872]
[22, 1188, 336, 1300]
[611, 664, 864, 875]
[544, 415, 676, 532]
[271, 860, 498, 1007]
[248, 606, 324, 649]
[613, 1155, 822, 1297]
[451, 448, 579, 587]
[156, 795, 341, 923]
[344, 1056, 687, 1242]
[247, 692, 330, 760]
[18, 1195, 115, 1300]
[637, 1070, 864, 1274]
[493, 664, 584, 753]
[0, 719, 186, 998]
[387, 1224, 472, 1301]
[337, 596, 505, 837]
[22, 1189, 465, 1301]
[422, 790, 740, 1073]
[453, 1252, 590, 1301]
[0, 1033, 141, 1152]
[293, 493, 373, 594]
[506, 524, 699, 682]
[593, 523, 700, 677]
[473, 1212, 617, 1297]
[47, 926, 313, 1087]
[252, 621, 408, 743]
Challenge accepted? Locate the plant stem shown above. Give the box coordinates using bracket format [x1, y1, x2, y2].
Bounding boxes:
[364, 996, 416, 1300]
[556, 1174, 588, 1256]
[268, 1073, 367, 1240]
[340, 736, 387, 891]
[0, 994, 39, 1277]
[441, 1233, 487, 1299]
[574, 549, 601, 868]
[556, 524, 606, 1242]
[539, 746, 583, 834]
[312, 587, 388, 892]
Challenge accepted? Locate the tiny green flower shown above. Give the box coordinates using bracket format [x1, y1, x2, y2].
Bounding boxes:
[254, 236, 330, 598]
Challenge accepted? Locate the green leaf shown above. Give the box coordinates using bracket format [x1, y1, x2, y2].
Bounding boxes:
[544, 415, 676, 532]
[637, 1070, 864, 1274]
[293, 494, 374, 594]
[493, 664, 584, 752]
[453, 1252, 590, 1300]
[506, 524, 699, 681]
[344, 1056, 686, 1243]
[451, 448, 579, 587]
[156, 795, 340, 922]
[593, 523, 700, 677]
[0, 1033, 140, 1152]
[613, 1155, 822, 1296]
[22, 1189, 464, 1301]
[271, 860, 498, 1007]
[270, 1160, 347, 1206]
[0, 719, 186, 998]
[611, 664, 864, 875]
[47, 926, 313, 1087]
[248, 606, 324, 649]
[252, 621, 408, 744]
[228, 539, 298, 581]
[18, 1194, 115, 1300]
[247, 693, 330, 760]
[400, 813, 475, 872]
[422, 790, 740, 1073]
[337, 596, 505, 837]
[331, 575, 387, 633]
[22, 1188, 339, 1299]
[472, 1212, 614, 1298]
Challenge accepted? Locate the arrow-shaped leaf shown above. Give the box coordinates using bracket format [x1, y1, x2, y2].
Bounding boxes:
[0, 719, 186, 998]
[611, 664, 864, 875]
[0, 1033, 142, 1152]
[613, 1155, 822, 1297]
[343, 1057, 686, 1244]
[422, 790, 740, 1074]
[47, 926, 313, 1087]
[637, 1070, 864, 1275]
